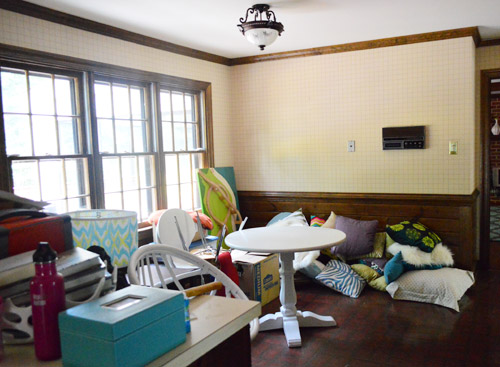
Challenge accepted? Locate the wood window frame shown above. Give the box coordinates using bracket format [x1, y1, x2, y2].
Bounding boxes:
[0, 43, 214, 224]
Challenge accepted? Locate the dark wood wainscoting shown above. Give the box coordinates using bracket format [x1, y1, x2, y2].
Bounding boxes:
[238, 190, 480, 270]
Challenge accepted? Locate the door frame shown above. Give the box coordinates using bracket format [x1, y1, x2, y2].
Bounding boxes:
[480, 69, 500, 270]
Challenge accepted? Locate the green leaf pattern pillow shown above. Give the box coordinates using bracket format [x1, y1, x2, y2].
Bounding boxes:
[386, 221, 441, 253]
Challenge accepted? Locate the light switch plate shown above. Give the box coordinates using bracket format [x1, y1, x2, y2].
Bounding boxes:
[449, 141, 458, 155]
[348, 140, 355, 152]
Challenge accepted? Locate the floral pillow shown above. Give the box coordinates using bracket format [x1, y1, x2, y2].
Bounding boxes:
[386, 221, 441, 253]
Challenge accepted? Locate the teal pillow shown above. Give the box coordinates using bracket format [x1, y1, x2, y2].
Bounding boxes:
[386, 221, 441, 253]
[384, 252, 405, 284]
[385, 251, 443, 284]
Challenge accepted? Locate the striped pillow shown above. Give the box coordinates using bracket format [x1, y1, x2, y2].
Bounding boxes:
[315, 260, 366, 298]
[310, 216, 326, 227]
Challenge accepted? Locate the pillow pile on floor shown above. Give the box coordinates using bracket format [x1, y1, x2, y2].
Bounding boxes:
[269, 211, 475, 311]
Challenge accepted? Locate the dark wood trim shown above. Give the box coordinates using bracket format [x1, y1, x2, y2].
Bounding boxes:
[229, 27, 481, 66]
[480, 69, 500, 270]
[0, 3, 484, 67]
[204, 84, 215, 167]
[238, 190, 480, 270]
[478, 38, 500, 48]
[0, 0, 231, 66]
[0, 44, 212, 91]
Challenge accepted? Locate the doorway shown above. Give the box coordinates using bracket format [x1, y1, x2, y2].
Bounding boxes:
[481, 70, 500, 270]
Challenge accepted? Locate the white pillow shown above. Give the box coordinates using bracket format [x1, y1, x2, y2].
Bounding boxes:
[388, 242, 454, 267]
[386, 268, 474, 312]
[270, 210, 308, 227]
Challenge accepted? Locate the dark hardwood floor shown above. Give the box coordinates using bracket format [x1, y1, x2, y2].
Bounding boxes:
[251, 271, 500, 367]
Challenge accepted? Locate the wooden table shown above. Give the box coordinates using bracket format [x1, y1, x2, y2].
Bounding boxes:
[225, 226, 346, 348]
[2, 295, 261, 367]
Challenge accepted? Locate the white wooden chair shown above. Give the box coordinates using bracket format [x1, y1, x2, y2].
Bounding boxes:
[127, 244, 259, 341]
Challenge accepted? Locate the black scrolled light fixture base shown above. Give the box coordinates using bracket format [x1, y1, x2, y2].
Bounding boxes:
[237, 4, 285, 51]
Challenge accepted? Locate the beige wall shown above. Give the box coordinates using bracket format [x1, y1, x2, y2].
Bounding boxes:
[231, 38, 476, 194]
[1, 10, 479, 196]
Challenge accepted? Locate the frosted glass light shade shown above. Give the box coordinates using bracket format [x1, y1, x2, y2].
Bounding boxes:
[244, 28, 279, 49]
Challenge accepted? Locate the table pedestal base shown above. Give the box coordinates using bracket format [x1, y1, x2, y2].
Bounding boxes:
[259, 311, 336, 347]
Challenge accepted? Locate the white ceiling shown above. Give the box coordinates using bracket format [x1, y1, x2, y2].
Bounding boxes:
[25, 0, 500, 59]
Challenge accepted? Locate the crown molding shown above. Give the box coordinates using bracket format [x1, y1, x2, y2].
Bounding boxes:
[1, 2, 491, 66]
[230, 27, 481, 65]
[0, 0, 231, 66]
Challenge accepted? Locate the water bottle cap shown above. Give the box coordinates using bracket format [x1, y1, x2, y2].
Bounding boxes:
[33, 242, 57, 263]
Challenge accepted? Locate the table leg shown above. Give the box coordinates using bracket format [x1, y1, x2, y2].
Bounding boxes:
[259, 252, 337, 347]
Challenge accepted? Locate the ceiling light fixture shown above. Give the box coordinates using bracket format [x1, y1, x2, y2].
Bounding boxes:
[237, 4, 284, 51]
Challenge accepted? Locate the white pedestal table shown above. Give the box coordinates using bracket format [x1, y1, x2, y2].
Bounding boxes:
[225, 226, 346, 347]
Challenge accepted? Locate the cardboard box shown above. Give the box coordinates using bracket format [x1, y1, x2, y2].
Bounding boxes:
[232, 250, 280, 306]
[59, 285, 186, 367]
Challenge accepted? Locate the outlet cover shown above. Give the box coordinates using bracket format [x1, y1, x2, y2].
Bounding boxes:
[449, 141, 458, 155]
[348, 140, 355, 152]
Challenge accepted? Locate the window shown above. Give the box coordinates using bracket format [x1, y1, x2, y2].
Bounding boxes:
[93, 77, 157, 221]
[0, 65, 91, 213]
[159, 88, 203, 210]
[0, 48, 213, 223]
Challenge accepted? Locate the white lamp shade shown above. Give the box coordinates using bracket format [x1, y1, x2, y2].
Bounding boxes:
[244, 28, 279, 48]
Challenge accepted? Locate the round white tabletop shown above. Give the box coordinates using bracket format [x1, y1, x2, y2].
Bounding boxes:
[225, 226, 346, 253]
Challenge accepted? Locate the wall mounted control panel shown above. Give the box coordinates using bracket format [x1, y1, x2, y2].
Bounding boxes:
[382, 125, 425, 150]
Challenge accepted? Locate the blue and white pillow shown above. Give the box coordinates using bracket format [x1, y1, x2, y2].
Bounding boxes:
[315, 260, 366, 298]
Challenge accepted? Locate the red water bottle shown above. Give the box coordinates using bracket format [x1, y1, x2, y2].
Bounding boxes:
[30, 242, 66, 361]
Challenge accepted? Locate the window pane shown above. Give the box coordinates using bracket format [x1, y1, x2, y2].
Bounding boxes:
[32, 116, 57, 156]
[162, 121, 173, 151]
[121, 156, 138, 191]
[105, 192, 122, 209]
[44, 200, 66, 214]
[193, 182, 200, 209]
[94, 82, 112, 118]
[160, 90, 171, 121]
[185, 94, 195, 122]
[102, 157, 121, 192]
[186, 123, 196, 151]
[112, 85, 130, 119]
[58, 117, 79, 155]
[1, 68, 29, 113]
[65, 158, 89, 197]
[173, 123, 185, 151]
[29, 72, 54, 115]
[172, 92, 184, 122]
[12, 160, 40, 201]
[123, 190, 140, 214]
[68, 197, 90, 212]
[98, 118, 114, 153]
[166, 185, 179, 208]
[55, 77, 76, 116]
[179, 154, 190, 183]
[133, 120, 147, 153]
[180, 183, 192, 210]
[141, 188, 155, 220]
[115, 120, 132, 153]
[4, 114, 32, 156]
[40, 160, 64, 200]
[130, 87, 145, 120]
[165, 154, 178, 185]
[139, 155, 154, 188]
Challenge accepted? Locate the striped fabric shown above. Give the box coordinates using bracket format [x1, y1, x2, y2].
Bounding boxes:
[310, 216, 326, 227]
[315, 260, 366, 298]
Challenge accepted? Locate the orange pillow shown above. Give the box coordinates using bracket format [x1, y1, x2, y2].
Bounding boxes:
[147, 210, 213, 230]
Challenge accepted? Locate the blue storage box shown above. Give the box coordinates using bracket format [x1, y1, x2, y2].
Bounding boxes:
[59, 285, 186, 367]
